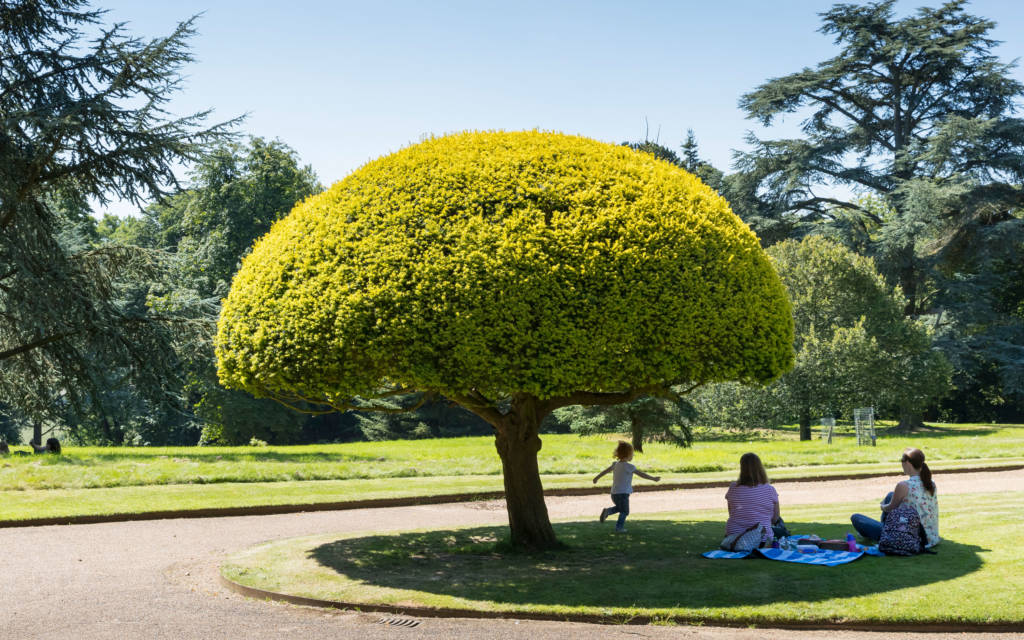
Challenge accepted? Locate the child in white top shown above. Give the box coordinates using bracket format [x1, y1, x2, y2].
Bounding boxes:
[592, 441, 660, 532]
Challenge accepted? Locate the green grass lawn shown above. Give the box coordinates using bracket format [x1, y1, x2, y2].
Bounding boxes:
[3, 423, 1021, 491]
[222, 491, 1024, 626]
[2, 457, 1022, 523]
[1, 423, 1022, 522]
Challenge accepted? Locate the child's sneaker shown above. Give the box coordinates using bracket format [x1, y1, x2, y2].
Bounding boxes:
[599, 508, 610, 523]
[615, 527, 628, 533]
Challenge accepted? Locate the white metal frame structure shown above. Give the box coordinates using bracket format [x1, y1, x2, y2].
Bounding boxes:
[820, 416, 835, 444]
[854, 406, 876, 446]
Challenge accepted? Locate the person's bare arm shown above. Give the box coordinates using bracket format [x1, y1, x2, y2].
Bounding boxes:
[635, 470, 661, 482]
[593, 464, 615, 484]
[772, 500, 780, 523]
[882, 481, 909, 512]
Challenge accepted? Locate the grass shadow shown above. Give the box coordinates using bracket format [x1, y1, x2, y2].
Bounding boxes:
[307, 519, 985, 609]
[0, 453, 94, 465]
[889, 425, 1001, 438]
[79, 451, 380, 464]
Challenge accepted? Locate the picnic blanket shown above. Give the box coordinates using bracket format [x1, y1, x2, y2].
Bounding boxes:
[756, 547, 864, 565]
[701, 535, 882, 565]
[702, 549, 756, 560]
[700, 547, 865, 565]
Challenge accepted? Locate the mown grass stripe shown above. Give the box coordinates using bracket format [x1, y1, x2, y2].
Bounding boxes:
[3, 462, 1020, 527]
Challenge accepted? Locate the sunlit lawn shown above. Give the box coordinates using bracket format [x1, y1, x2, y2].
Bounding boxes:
[3, 423, 1021, 491]
[1, 423, 1021, 522]
[222, 491, 1024, 626]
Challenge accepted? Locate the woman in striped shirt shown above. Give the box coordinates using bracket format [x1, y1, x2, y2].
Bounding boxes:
[725, 452, 784, 545]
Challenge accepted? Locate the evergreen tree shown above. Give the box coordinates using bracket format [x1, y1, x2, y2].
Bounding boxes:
[0, 403, 22, 445]
[624, 131, 726, 193]
[680, 129, 700, 172]
[622, 139, 683, 166]
[99, 138, 323, 445]
[735, 0, 1024, 423]
[548, 394, 695, 453]
[0, 0, 235, 430]
[169, 138, 322, 296]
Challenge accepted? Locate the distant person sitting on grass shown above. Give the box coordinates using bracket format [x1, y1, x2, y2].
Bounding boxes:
[850, 447, 940, 548]
[593, 441, 660, 533]
[30, 437, 61, 454]
[0, 438, 8, 455]
[725, 453, 787, 546]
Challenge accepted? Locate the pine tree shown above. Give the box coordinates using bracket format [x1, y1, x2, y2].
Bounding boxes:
[735, 0, 1024, 424]
[0, 1, 235, 429]
[680, 129, 700, 173]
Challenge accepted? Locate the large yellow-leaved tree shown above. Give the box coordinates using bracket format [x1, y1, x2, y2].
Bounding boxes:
[216, 131, 793, 549]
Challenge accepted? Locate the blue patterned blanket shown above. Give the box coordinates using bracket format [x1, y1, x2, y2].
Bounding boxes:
[701, 535, 882, 565]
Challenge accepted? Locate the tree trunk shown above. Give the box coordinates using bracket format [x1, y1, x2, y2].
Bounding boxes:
[32, 422, 42, 446]
[799, 406, 812, 441]
[897, 245, 918, 317]
[630, 415, 644, 453]
[493, 394, 560, 550]
[896, 407, 923, 432]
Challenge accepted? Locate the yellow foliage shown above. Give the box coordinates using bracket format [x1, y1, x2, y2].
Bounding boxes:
[216, 131, 793, 402]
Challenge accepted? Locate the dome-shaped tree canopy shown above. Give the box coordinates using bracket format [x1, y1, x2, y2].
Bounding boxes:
[216, 131, 793, 406]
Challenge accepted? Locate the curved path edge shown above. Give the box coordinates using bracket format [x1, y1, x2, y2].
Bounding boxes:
[217, 573, 1023, 633]
[4, 462, 1022, 529]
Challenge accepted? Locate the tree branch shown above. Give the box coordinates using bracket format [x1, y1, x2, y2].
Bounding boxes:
[0, 330, 77, 361]
[360, 386, 420, 400]
[448, 393, 504, 427]
[0, 206, 17, 231]
[673, 381, 704, 397]
[266, 397, 338, 416]
[540, 387, 657, 415]
[809, 91, 896, 152]
[787, 196, 882, 224]
[268, 390, 433, 416]
[805, 163, 892, 194]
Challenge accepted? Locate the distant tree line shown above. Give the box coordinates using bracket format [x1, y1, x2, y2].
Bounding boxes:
[609, 0, 1024, 439]
[2, 0, 1021, 446]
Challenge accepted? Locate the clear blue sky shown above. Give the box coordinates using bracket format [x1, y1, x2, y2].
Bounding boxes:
[96, 0, 1024, 217]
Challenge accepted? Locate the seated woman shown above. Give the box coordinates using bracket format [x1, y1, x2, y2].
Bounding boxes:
[725, 452, 785, 546]
[30, 437, 61, 454]
[851, 447, 940, 548]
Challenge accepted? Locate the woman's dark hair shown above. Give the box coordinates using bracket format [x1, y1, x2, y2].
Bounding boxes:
[902, 447, 934, 495]
[45, 437, 61, 454]
[737, 452, 769, 487]
[614, 441, 633, 461]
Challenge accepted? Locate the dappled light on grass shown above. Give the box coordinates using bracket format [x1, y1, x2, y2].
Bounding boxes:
[305, 520, 984, 610]
[899, 425, 1004, 439]
[74, 450, 380, 464]
[222, 492, 1023, 623]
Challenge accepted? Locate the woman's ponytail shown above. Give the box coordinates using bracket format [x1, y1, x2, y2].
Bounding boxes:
[919, 461, 935, 495]
[903, 447, 935, 495]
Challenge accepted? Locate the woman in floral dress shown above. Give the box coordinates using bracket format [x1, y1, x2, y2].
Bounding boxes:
[851, 447, 940, 548]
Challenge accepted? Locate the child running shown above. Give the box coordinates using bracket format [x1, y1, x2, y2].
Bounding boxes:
[592, 441, 661, 533]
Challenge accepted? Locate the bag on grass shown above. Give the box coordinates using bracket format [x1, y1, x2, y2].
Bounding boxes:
[878, 502, 924, 556]
[720, 523, 766, 552]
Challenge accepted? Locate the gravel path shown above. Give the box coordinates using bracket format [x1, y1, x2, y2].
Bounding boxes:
[2, 469, 1021, 640]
